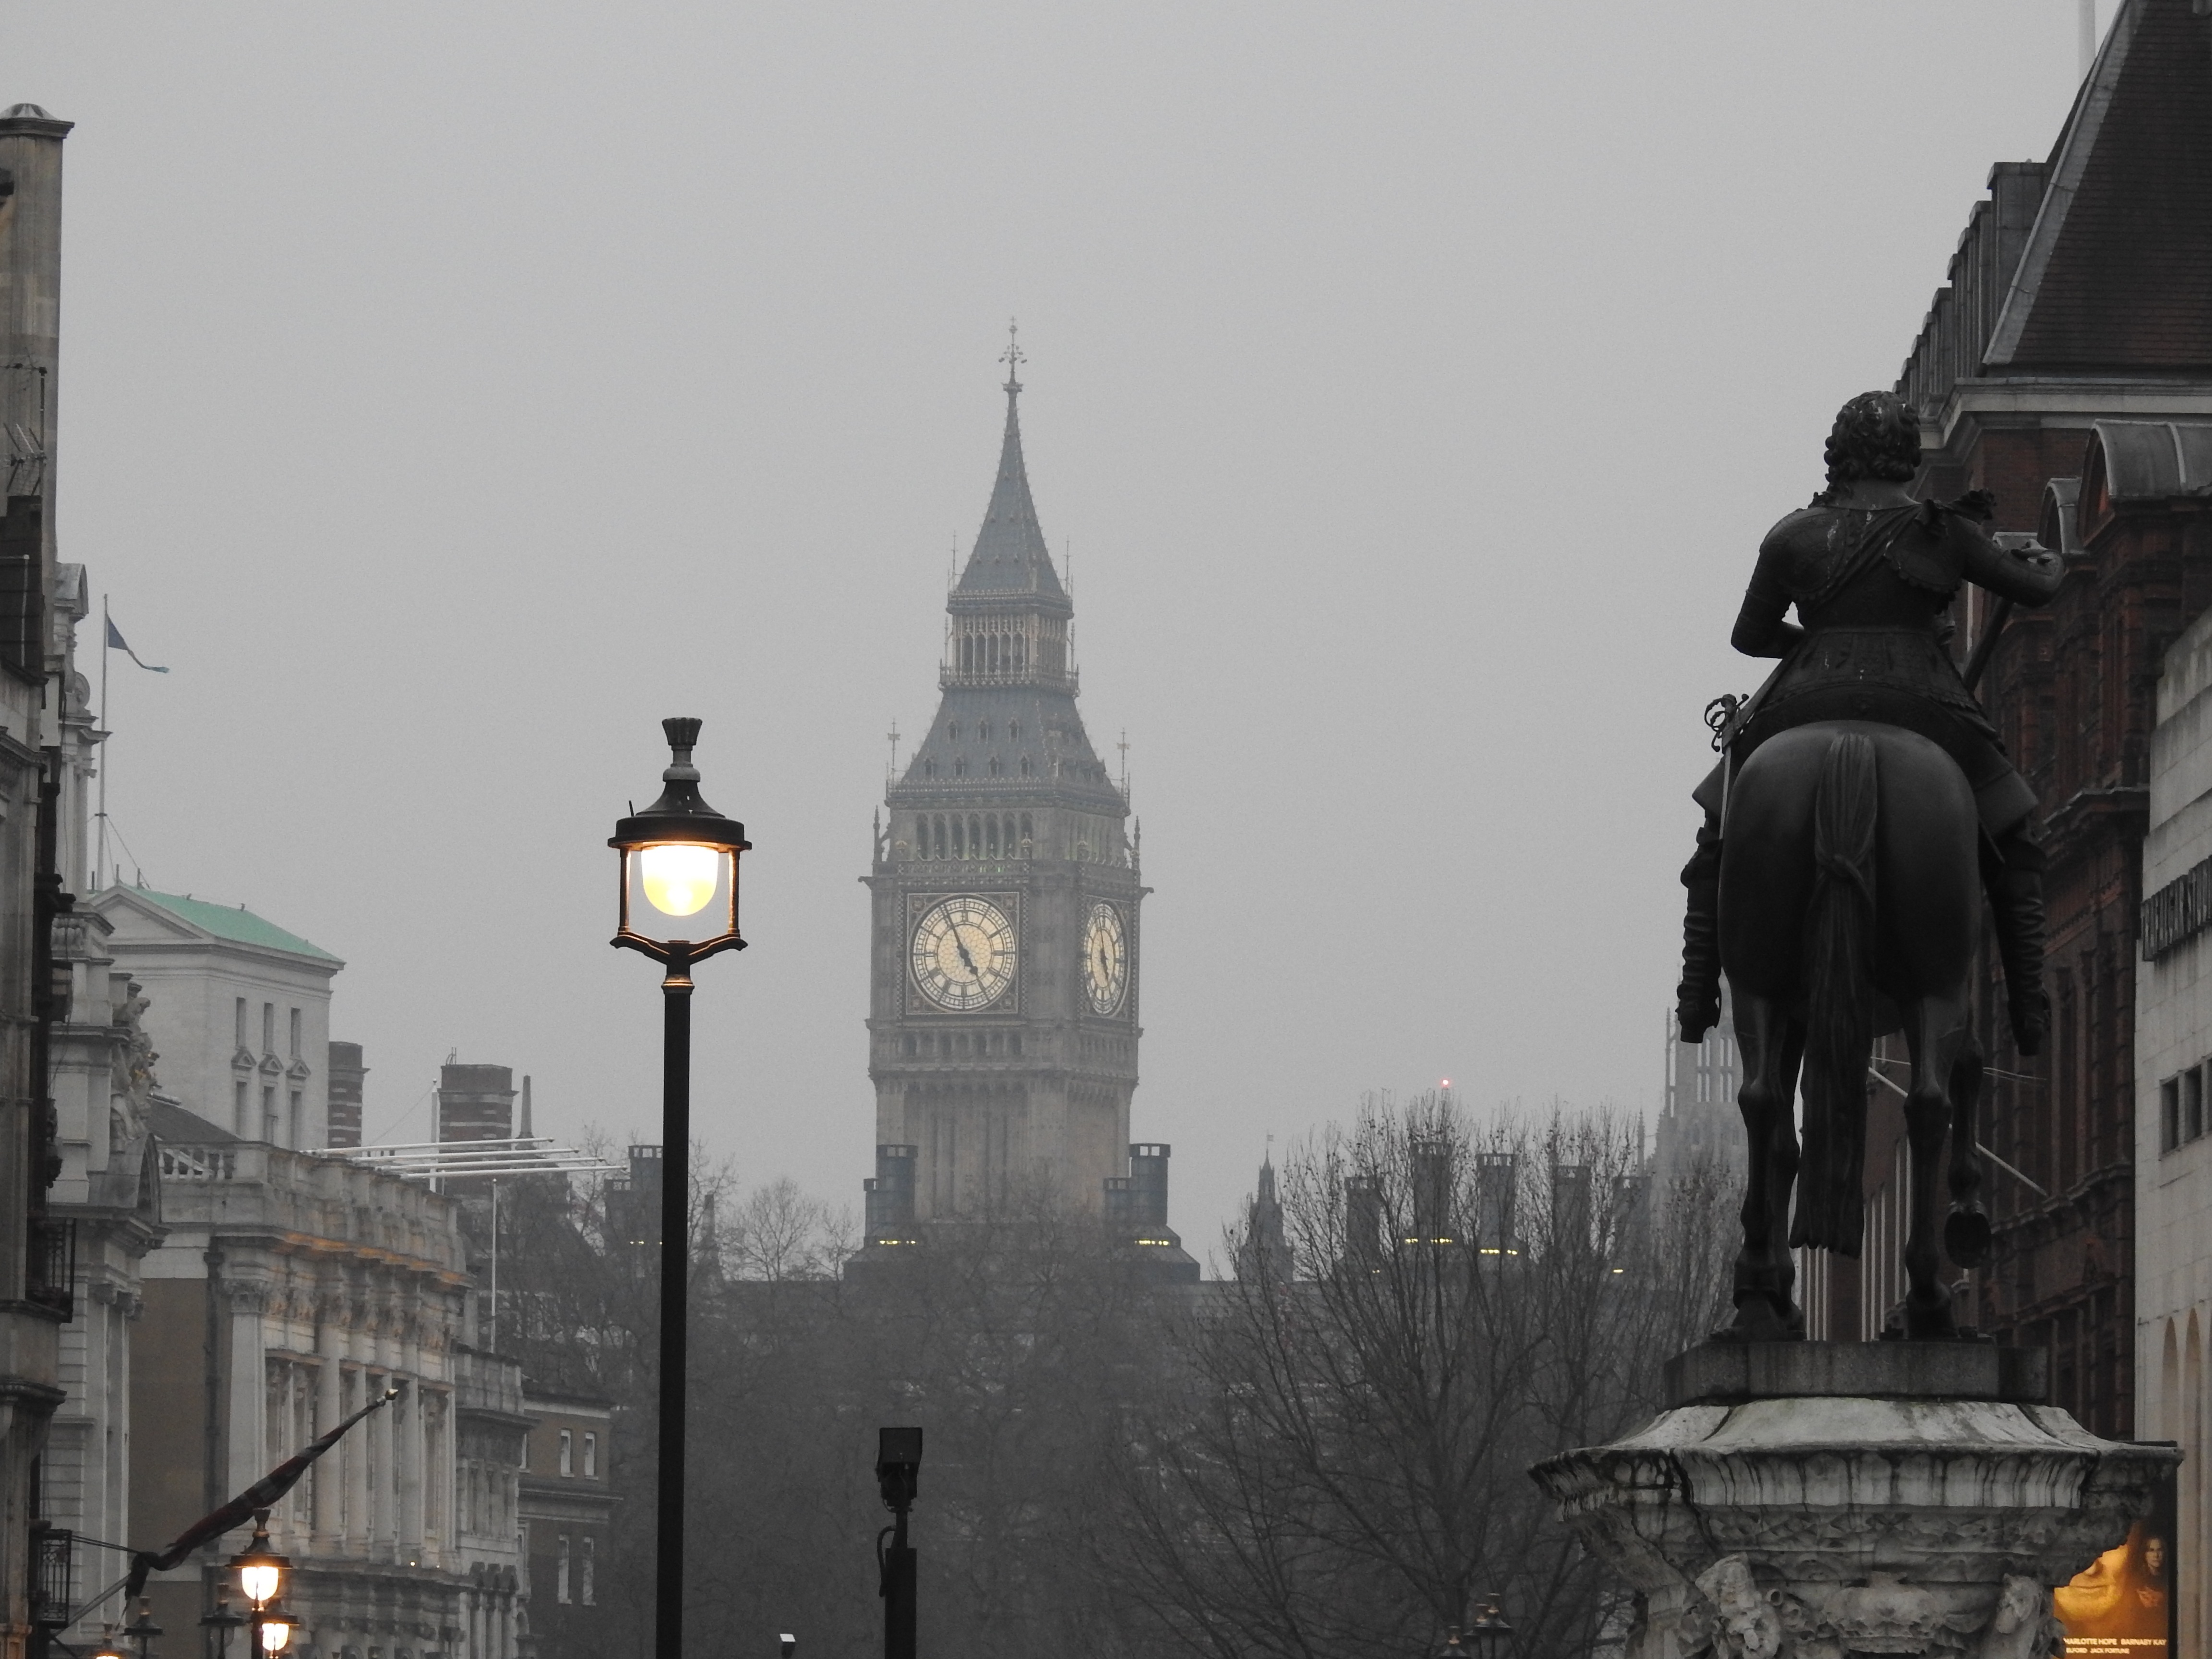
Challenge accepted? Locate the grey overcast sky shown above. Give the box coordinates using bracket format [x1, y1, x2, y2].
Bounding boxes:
[12, 1, 2100, 1259]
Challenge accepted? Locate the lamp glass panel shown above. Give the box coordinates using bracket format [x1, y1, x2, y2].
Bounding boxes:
[239, 1564, 281, 1606]
[624, 845, 736, 944]
[260, 1623, 290, 1655]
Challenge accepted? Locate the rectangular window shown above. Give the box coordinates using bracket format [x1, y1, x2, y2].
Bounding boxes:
[2163, 1077, 2180, 1154]
[519, 1433, 529, 1472]
[2188, 1066, 2206, 1144]
[235, 997, 247, 1048]
[556, 1535, 571, 1604]
[262, 1086, 277, 1142]
[581, 1538, 595, 1605]
[235, 1080, 250, 1137]
[262, 1003, 275, 1053]
[289, 1007, 301, 1059]
[559, 1428, 572, 1476]
[289, 1090, 303, 1150]
[583, 1431, 596, 1479]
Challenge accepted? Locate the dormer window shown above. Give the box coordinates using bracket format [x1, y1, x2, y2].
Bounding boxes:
[948, 721, 960, 740]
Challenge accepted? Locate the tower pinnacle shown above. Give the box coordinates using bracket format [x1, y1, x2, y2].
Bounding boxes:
[1000, 317, 1024, 396]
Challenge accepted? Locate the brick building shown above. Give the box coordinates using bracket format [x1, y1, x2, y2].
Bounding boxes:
[1873, 0, 2212, 1435]
[515, 1393, 615, 1659]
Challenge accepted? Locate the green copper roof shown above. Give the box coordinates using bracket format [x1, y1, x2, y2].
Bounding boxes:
[129, 888, 342, 962]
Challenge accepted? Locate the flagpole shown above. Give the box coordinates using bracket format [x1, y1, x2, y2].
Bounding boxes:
[96, 593, 109, 891]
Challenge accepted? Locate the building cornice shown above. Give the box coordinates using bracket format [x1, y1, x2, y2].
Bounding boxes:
[1929, 375, 2212, 455]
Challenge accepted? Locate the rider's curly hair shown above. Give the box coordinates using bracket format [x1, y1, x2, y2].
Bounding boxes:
[1821, 391, 1922, 494]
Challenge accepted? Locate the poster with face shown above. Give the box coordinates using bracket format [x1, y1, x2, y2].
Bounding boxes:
[2055, 1463, 2176, 1659]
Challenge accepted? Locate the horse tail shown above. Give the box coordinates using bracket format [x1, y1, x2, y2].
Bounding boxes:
[1791, 730, 1877, 1257]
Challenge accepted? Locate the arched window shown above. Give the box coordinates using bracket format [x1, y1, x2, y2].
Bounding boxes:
[952, 818, 965, 858]
[1009, 721, 1019, 741]
[968, 815, 982, 855]
[1021, 814, 1034, 844]
[986, 817, 1000, 857]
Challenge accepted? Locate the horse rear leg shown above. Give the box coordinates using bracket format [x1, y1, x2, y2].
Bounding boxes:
[1943, 1032, 1993, 1273]
[1723, 992, 1804, 1339]
[1900, 993, 1972, 1339]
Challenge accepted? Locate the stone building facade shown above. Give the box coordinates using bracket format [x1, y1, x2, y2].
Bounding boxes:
[87, 886, 342, 1151]
[0, 99, 84, 1659]
[133, 1116, 526, 1659]
[862, 353, 1151, 1229]
[2130, 590, 2212, 1654]
[1871, 0, 2212, 1437]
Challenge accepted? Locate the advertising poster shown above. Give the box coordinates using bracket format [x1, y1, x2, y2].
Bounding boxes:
[2055, 1459, 2176, 1659]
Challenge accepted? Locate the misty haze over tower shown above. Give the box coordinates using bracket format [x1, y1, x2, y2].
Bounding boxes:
[862, 341, 1148, 1225]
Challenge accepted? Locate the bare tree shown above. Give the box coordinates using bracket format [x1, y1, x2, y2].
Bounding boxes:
[1111, 1094, 1735, 1659]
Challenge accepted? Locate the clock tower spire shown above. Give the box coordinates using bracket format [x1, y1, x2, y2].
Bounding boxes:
[861, 347, 1183, 1273]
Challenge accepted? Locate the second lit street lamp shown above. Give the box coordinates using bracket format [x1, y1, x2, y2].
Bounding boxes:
[610, 717, 752, 1659]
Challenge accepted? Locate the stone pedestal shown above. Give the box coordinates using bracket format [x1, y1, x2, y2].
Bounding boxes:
[1532, 1343, 2177, 1659]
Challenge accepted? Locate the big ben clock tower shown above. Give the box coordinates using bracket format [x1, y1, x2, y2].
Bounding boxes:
[863, 334, 1151, 1229]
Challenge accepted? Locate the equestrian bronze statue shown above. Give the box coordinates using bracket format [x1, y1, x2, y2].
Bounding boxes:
[1675, 391, 2063, 1340]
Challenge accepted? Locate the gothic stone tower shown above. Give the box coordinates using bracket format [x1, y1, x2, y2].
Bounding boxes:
[865, 350, 1142, 1224]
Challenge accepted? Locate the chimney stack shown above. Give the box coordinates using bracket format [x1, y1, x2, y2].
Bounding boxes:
[436, 1063, 517, 1143]
[326, 1042, 367, 1149]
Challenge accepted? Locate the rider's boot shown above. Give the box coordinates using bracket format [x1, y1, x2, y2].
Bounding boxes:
[1983, 819, 2051, 1057]
[1676, 819, 1723, 1044]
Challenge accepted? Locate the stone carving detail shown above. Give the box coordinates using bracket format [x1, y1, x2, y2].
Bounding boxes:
[1534, 1391, 2173, 1659]
[1975, 1575, 2066, 1659]
[108, 976, 158, 1152]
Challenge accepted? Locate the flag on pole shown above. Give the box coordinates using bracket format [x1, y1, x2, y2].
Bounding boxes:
[105, 615, 168, 673]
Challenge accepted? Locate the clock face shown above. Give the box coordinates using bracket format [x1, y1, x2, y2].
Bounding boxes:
[1082, 902, 1129, 1016]
[910, 896, 1018, 1011]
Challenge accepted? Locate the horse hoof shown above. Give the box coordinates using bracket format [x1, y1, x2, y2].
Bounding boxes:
[1944, 1207, 1993, 1269]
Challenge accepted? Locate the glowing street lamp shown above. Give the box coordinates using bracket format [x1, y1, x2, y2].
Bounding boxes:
[609, 717, 751, 1659]
[254, 1611, 295, 1655]
[226, 1512, 288, 1611]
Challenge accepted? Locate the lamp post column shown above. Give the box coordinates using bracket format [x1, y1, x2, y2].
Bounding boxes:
[657, 944, 693, 1659]
[609, 717, 749, 1659]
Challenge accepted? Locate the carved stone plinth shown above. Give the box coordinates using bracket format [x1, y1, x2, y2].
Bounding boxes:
[1532, 1345, 2177, 1659]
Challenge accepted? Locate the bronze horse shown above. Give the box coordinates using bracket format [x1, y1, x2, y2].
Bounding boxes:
[1717, 720, 1991, 1340]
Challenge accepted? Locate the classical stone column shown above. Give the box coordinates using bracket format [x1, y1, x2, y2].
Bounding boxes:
[313, 1294, 343, 1555]
[1533, 1344, 2179, 1659]
[224, 1279, 266, 1497]
[398, 1375, 425, 1562]
[344, 1364, 368, 1558]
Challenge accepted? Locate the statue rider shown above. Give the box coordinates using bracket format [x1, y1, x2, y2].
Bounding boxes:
[1675, 392, 2064, 1055]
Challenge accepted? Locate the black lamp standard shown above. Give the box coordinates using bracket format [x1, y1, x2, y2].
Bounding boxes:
[123, 1600, 161, 1659]
[875, 1428, 923, 1659]
[200, 1588, 245, 1659]
[1465, 1593, 1514, 1659]
[610, 717, 752, 1659]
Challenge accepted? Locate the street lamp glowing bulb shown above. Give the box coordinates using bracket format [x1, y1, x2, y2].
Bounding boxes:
[239, 1564, 281, 1608]
[639, 844, 719, 918]
[260, 1622, 291, 1655]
